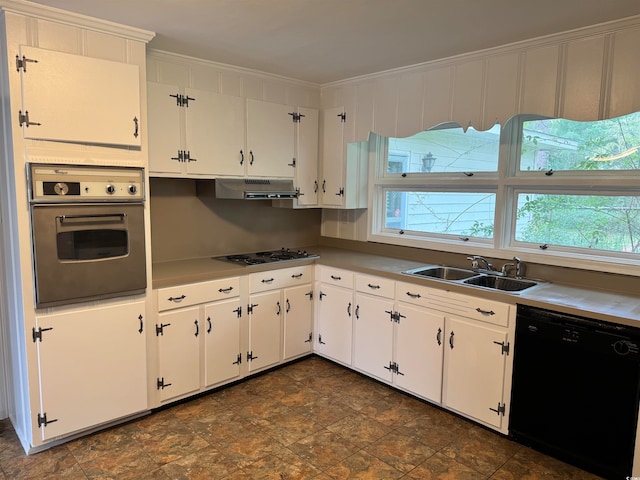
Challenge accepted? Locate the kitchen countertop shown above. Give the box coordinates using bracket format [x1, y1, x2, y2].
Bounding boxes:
[152, 246, 640, 328]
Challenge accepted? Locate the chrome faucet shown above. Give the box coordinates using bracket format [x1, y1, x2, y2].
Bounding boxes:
[467, 255, 494, 272]
[501, 256, 524, 278]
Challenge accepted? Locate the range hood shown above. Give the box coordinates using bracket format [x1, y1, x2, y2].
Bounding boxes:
[214, 178, 298, 200]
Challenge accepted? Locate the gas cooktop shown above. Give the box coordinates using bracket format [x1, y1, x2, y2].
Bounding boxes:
[214, 248, 318, 266]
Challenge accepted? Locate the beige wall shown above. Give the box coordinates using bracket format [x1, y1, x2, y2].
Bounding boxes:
[149, 178, 322, 263]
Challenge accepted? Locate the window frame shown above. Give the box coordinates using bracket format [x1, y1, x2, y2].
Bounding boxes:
[368, 115, 640, 276]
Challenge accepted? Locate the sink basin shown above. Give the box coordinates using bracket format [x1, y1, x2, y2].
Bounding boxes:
[404, 266, 478, 281]
[463, 275, 537, 292]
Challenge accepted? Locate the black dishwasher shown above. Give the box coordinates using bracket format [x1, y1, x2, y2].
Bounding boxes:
[510, 305, 640, 479]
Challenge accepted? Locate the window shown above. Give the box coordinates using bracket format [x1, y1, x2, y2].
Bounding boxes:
[370, 112, 640, 273]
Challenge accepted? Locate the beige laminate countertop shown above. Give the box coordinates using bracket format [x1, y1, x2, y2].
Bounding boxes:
[152, 246, 640, 328]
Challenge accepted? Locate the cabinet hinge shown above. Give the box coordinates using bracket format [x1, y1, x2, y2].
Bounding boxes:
[169, 93, 195, 107]
[489, 402, 506, 416]
[247, 351, 258, 362]
[337, 112, 346, 123]
[37, 412, 57, 428]
[156, 377, 172, 390]
[336, 187, 345, 197]
[155, 323, 171, 336]
[305, 290, 313, 300]
[305, 332, 313, 343]
[232, 353, 242, 365]
[247, 303, 258, 314]
[288, 157, 296, 168]
[18, 110, 41, 128]
[16, 54, 37, 72]
[32, 326, 53, 342]
[318, 291, 326, 301]
[233, 306, 242, 318]
[385, 311, 405, 323]
[383, 361, 405, 375]
[493, 340, 510, 355]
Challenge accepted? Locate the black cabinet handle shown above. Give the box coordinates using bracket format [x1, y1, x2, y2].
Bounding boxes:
[355, 305, 360, 319]
[330, 275, 341, 281]
[286, 299, 291, 313]
[436, 327, 442, 346]
[218, 287, 234, 293]
[194, 320, 199, 337]
[449, 331, 455, 349]
[347, 302, 351, 317]
[406, 292, 421, 299]
[367, 283, 381, 290]
[207, 316, 212, 333]
[276, 301, 281, 315]
[168, 295, 186, 302]
[133, 117, 139, 138]
[262, 278, 274, 284]
[291, 273, 303, 279]
[250, 150, 254, 165]
[138, 314, 143, 334]
[240, 149, 244, 165]
[476, 307, 496, 316]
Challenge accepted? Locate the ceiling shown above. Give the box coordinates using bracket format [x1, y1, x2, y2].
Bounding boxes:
[25, 0, 640, 84]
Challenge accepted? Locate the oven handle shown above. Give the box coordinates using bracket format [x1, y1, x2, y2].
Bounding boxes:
[58, 213, 126, 224]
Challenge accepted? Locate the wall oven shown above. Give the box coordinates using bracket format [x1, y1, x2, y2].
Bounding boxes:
[28, 163, 147, 308]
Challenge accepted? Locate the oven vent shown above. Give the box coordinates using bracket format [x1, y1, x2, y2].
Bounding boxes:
[213, 178, 298, 200]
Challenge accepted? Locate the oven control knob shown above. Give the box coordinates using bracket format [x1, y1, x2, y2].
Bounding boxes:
[53, 182, 69, 196]
[106, 184, 116, 195]
[128, 184, 138, 195]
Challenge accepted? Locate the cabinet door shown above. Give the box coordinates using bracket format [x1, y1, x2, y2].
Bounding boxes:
[443, 316, 508, 428]
[320, 106, 346, 207]
[35, 302, 147, 441]
[353, 293, 394, 382]
[248, 290, 282, 372]
[395, 303, 444, 403]
[204, 299, 242, 387]
[316, 283, 353, 365]
[283, 284, 313, 360]
[246, 99, 295, 178]
[19, 46, 141, 147]
[186, 89, 245, 176]
[147, 82, 182, 174]
[157, 307, 201, 402]
[295, 107, 319, 206]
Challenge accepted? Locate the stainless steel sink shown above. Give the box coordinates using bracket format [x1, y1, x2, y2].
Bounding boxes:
[463, 275, 538, 292]
[403, 266, 478, 281]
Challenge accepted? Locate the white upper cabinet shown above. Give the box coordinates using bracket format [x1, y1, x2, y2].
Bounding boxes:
[18, 45, 141, 147]
[293, 106, 319, 206]
[147, 82, 182, 175]
[246, 99, 296, 178]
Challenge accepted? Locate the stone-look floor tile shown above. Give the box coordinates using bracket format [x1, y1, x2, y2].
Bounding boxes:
[397, 405, 468, 450]
[213, 433, 288, 469]
[324, 450, 404, 479]
[325, 412, 392, 448]
[131, 425, 210, 465]
[287, 429, 360, 471]
[292, 395, 356, 426]
[231, 396, 294, 425]
[1, 445, 83, 480]
[260, 411, 323, 446]
[439, 424, 521, 476]
[359, 394, 427, 426]
[161, 447, 240, 480]
[405, 452, 486, 479]
[235, 448, 321, 479]
[67, 423, 141, 463]
[329, 379, 393, 411]
[78, 445, 159, 480]
[0, 420, 27, 462]
[501, 446, 605, 479]
[364, 430, 436, 473]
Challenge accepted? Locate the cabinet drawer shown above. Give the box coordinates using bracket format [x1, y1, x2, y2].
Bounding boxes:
[318, 266, 354, 288]
[250, 265, 312, 293]
[157, 277, 240, 311]
[396, 281, 511, 327]
[355, 274, 395, 299]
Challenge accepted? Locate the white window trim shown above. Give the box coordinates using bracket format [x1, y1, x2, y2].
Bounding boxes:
[367, 118, 640, 277]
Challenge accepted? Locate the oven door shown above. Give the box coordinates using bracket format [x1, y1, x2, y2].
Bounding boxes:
[31, 203, 146, 307]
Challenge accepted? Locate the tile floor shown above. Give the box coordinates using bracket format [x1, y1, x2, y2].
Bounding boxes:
[0, 356, 603, 479]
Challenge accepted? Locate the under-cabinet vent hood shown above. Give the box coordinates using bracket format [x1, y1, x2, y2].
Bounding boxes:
[214, 178, 298, 200]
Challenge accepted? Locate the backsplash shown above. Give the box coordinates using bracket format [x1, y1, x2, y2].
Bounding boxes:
[149, 178, 321, 263]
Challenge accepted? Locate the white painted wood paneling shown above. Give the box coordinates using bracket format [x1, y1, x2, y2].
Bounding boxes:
[520, 44, 560, 118]
[355, 82, 375, 142]
[483, 52, 520, 129]
[396, 71, 425, 138]
[607, 26, 640, 118]
[560, 36, 606, 120]
[373, 76, 398, 138]
[423, 66, 453, 130]
[35, 18, 81, 54]
[452, 59, 484, 129]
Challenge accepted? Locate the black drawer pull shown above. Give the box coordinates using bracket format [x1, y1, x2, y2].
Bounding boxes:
[406, 292, 421, 299]
[261, 278, 275, 284]
[367, 283, 381, 289]
[168, 295, 186, 302]
[330, 275, 342, 281]
[291, 273, 303, 279]
[218, 287, 234, 293]
[476, 307, 496, 316]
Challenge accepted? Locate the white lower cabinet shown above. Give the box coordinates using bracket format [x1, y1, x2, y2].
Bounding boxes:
[156, 306, 201, 402]
[248, 290, 282, 372]
[353, 274, 444, 404]
[34, 301, 147, 441]
[204, 299, 242, 387]
[283, 284, 314, 360]
[316, 267, 355, 365]
[248, 265, 313, 372]
[155, 277, 241, 404]
[442, 315, 510, 428]
[394, 303, 444, 402]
